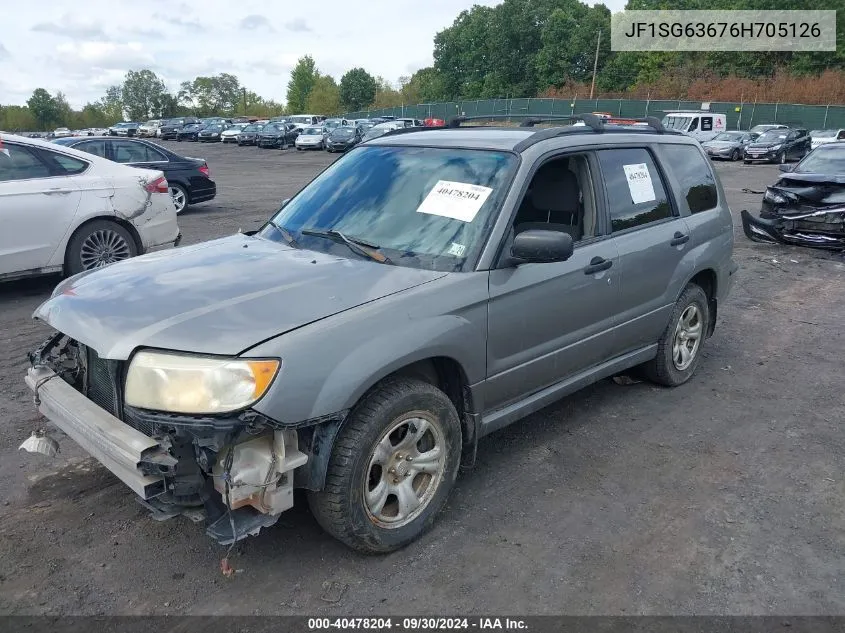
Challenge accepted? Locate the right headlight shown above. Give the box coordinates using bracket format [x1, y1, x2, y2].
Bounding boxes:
[763, 189, 787, 205]
[125, 351, 280, 414]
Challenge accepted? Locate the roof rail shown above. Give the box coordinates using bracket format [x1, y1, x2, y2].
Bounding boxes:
[512, 116, 674, 152]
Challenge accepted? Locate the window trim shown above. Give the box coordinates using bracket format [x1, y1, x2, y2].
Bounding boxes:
[595, 145, 679, 236]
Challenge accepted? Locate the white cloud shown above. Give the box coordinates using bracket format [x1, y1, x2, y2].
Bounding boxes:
[240, 15, 275, 32]
[284, 18, 312, 33]
[0, 42, 9, 61]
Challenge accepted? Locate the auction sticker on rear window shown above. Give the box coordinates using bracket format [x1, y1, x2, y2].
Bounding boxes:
[622, 163, 656, 204]
[416, 180, 493, 222]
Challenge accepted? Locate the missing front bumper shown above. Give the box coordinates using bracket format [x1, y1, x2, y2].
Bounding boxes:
[741, 210, 845, 250]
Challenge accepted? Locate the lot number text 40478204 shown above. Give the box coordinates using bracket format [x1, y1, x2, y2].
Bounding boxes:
[307, 617, 529, 630]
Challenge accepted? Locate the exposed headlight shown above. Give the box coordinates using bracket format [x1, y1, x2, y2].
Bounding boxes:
[763, 189, 787, 205]
[125, 351, 280, 414]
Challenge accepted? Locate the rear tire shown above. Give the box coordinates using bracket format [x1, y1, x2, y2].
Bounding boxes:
[308, 377, 462, 553]
[65, 220, 138, 276]
[641, 284, 710, 387]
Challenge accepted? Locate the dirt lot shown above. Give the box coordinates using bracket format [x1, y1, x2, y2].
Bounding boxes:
[1, 141, 843, 615]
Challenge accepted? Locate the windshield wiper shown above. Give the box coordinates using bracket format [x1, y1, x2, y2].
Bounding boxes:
[301, 228, 392, 264]
[266, 220, 299, 248]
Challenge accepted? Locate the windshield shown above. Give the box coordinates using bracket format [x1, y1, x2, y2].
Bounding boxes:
[290, 116, 313, 124]
[263, 124, 282, 132]
[662, 116, 692, 131]
[302, 127, 322, 135]
[812, 130, 836, 137]
[794, 147, 845, 174]
[262, 146, 518, 272]
[205, 125, 223, 131]
[242, 124, 260, 132]
[363, 128, 389, 141]
[758, 131, 789, 142]
[324, 120, 342, 128]
[333, 127, 355, 137]
[711, 132, 743, 141]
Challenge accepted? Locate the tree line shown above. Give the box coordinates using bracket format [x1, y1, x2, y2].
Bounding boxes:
[3, 0, 844, 131]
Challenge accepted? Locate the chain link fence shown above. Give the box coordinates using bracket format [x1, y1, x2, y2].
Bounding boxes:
[344, 98, 845, 131]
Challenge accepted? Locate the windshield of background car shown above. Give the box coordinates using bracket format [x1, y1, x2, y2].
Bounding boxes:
[332, 127, 355, 138]
[794, 147, 845, 174]
[362, 128, 388, 141]
[712, 132, 743, 141]
[263, 124, 282, 133]
[325, 120, 342, 128]
[302, 127, 322, 135]
[206, 125, 223, 131]
[262, 146, 518, 272]
[758, 131, 789, 142]
[662, 116, 692, 130]
[812, 130, 836, 137]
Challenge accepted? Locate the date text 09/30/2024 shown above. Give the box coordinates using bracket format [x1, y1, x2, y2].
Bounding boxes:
[307, 617, 528, 631]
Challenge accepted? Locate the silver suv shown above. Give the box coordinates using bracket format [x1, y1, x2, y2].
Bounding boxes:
[25, 116, 737, 553]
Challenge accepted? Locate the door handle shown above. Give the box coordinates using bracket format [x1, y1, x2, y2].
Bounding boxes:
[584, 256, 613, 275]
[43, 188, 73, 195]
[670, 231, 690, 246]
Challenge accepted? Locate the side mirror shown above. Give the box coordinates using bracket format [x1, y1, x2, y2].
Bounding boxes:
[510, 229, 574, 265]
[778, 164, 793, 172]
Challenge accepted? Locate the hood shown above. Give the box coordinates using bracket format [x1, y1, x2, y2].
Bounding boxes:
[703, 140, 738, 148]
[748, 140, 785, 148]
[35, 234, 448, 360]
[770, 173, 845, 206]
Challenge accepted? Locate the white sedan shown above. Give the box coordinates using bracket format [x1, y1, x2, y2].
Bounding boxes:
[0, 134, 180, 282]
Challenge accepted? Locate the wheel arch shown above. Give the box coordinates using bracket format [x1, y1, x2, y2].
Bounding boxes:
[684, 268, 718, 337]
[296, 355, 479, 492]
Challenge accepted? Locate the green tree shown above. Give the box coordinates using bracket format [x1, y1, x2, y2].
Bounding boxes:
[121, 69, 167, 120]
[26, 88, 59, 129]
[372, 77, 404, 109]
[178, 74, 243, 116]
[306, 75, 341, 115]
[0, 105, 36, 131]
[286, 55, 318, 113]
[99, 85, 124, 122]
[339, 68, 378, 111]
[401, 67, 446, 103]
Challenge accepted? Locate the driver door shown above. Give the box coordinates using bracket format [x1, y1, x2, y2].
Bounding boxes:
[485, 152, 621, 412]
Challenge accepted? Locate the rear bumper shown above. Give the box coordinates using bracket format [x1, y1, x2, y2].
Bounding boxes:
[190, 182, 216, 204]
[741, 209, 845, 249]
[25, 365, 166, 499]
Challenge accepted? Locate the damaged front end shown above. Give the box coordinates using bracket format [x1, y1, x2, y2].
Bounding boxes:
[741, 175, 845, 250]
[24, 333, 307, 545]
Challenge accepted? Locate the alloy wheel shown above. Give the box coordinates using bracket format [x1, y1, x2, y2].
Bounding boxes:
[79, 229, 132, 270]
[363, 413, 446, 529]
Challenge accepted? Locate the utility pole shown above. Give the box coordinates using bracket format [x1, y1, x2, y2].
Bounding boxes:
[589, 29, 602, 100]
[242, 87, 247, 114]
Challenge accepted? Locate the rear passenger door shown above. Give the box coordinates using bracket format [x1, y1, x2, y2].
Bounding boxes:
[597, 147, 694, 355]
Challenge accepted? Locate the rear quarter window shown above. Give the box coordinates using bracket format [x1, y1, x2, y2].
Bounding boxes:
[661, 144, 718, 214]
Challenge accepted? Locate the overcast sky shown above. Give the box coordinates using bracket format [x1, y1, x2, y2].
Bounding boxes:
[0, 0, 627, 109]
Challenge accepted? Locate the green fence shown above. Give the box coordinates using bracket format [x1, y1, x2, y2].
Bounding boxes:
[344, 98, 845, 131]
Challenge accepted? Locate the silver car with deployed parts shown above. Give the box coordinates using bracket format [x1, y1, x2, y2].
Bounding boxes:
[23, 114, 737, 553]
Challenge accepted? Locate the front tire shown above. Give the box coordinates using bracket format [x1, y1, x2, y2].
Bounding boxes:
[731, 149, 740, 161]
[308, 378, 462, 554]
[641, 283, 710, 387]
[779, 151, 787, 164]
[65, 220, 137, 276]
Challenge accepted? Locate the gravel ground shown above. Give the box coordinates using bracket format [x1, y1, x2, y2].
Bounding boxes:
[0, 141, 843, 616]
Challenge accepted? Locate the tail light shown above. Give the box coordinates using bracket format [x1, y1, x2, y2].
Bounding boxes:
[145, 176, 169, 194]
[199, 164, 210, 178]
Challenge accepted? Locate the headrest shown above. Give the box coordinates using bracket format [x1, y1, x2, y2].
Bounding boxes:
[531, 166, 579, 212]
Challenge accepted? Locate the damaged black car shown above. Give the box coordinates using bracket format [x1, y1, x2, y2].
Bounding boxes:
[741, 143, 845, 249]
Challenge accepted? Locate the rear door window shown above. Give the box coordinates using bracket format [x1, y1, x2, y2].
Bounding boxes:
[73, 140, 107, 158]
[597, 148, 673, 233]
[111, 140, 166, 163]
[661, 145, 718, 214]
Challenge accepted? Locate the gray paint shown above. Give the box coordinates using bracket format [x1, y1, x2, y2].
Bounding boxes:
[34, 126, 736, 439]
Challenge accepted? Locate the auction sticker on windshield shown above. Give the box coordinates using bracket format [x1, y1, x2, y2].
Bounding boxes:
[622, 163, 656, 204]
[417, 180, 493, 223]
